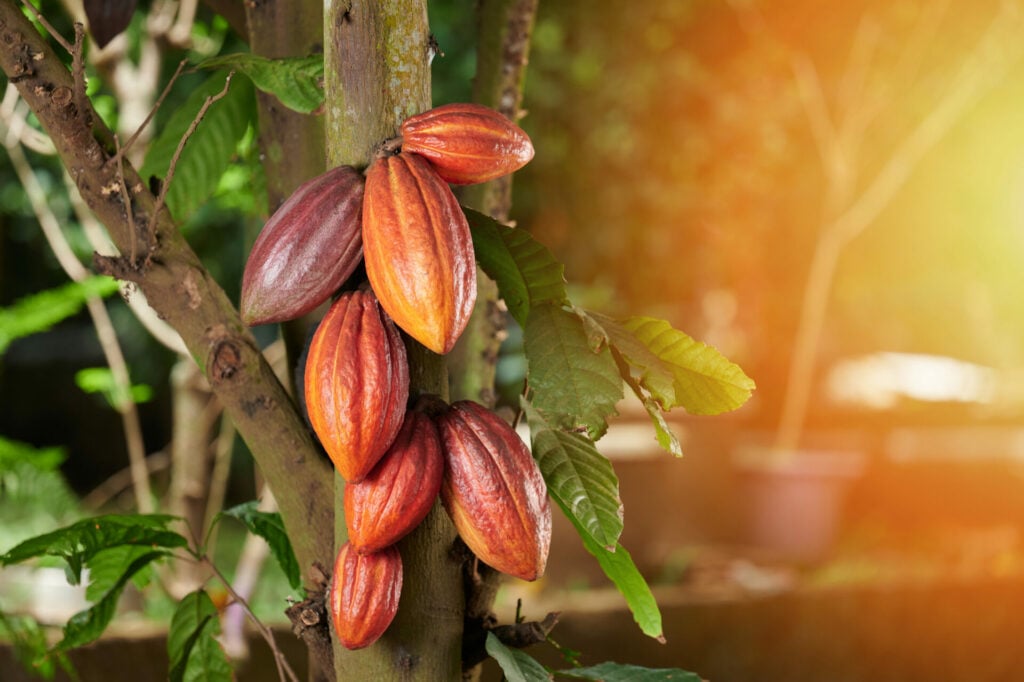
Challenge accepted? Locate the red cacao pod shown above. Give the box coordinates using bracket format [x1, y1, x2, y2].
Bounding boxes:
[304, 289, 409, 482]
[241, 165, 364, 326]
[345, 410, 444, 554]
[362, 152, 476, 354]
[329, 542, 402, 650]
[436, 400, 551, 581]
[400, 103, 534, 185]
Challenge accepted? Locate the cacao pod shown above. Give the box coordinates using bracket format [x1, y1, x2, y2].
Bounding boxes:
[241, 165, 364, 326]
[304, 289, 409, 482]
[362, 152, 476, 354]
[436, 400, 551, 581]
[329, 542, 402, 650]
[400, 103, 535, 185]
[345, 410, 444, 554]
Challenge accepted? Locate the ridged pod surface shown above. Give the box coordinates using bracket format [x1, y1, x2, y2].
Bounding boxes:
[436, 400, 551, 581]
[329, 542, 403, 650]
[303, 289, 409, 482]
[362, 152, 476, 354]
[241, 165, 364, 326]
[400, 103, 534, 185]
[345, 410, 444, 554]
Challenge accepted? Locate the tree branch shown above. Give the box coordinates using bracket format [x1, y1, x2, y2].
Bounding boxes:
[0, 0, 334, 583]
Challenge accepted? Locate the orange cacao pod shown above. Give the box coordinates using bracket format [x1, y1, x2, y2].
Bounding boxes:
[400, 103, 534, 185]
[436, 400, 551, 581]
[345, 410, 444, 554]
[304, 289, 409, 482]
[329, 542, 402, 650]
[241, 165, 364, 326]
[362, 152, 476, 354]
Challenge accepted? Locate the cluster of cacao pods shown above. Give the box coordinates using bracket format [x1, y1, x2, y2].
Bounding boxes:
[306, 292, 551, 649]
[239, 103, 542, 650]
[240, 102, 534, 355]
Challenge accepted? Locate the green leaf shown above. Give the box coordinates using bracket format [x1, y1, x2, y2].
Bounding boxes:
[0, 277, 118, 355]
[57, 550, 166, 651]
[560, 507, 663, 641]
[618, 316, 754, 415]
[466, 209, 567, 327]
[196, 53, 324, 114]
[85, 545, 159, 602]
[218, 501, 301, 590]
[0, 514, 188, 583]
[524, 304, 622, 439]
[75, 367, 153, 409]
[0, 612, 71, 679]
[556, 662, 702, 681]
[485, 632, 552, 682]
[140, 72, 255, 222]
[168, 590, 232, 682]
[612, 351, 684, 458]
[591, 312, 677, 409]
[0, 436, 66, 472]
[524, 401, 623, 551]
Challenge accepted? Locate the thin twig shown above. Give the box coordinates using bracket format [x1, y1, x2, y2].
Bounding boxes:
[18, 0, 73, 53]
[107, 59, 188, 168]
[153, 71, 234, 222]
[82, 451, 170, 510]
[204, 557, 300, 682]
[2, 117, 155, 513]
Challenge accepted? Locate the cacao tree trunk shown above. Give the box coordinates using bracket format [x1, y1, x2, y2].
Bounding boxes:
[323, 2, 464, 680]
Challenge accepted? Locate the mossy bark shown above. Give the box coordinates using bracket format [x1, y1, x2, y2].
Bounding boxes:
[323, 2, 463, 680]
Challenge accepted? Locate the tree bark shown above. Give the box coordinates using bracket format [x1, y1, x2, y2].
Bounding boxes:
[323, 2, 463, 680]
[0, 0, 334, 588]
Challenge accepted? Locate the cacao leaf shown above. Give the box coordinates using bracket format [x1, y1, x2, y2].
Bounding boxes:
[196, 54, 324, 114]
[590, 312, 677, 409]
[84, 545, 159, 602]
[561, 506, 664, 642]
[524, 303, 622, 440]
[556, 663, 702, 681]
[56, 550, 166, 652]
[0, 612, 72, 680]
[0, 514, 187, 584]
[83, 0, 137, 48]
[218, 501, 301, 590]
[610, 348, 684, 458]
[0, 436, 65, 472]
[140, 72, 255, 222]
[0, 276, 119, 356]
[485, 632, 552, 682]
[524, 401, 623, 551]
[614, 315, 754, 415]
[168, 590, 232, 682]
[466, 209, 567, 327]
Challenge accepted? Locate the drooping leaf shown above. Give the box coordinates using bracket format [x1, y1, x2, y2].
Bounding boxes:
[75, 367, 153, 409]
[0, 436, 66, 472]
[56, 550, 166, 651]
[83, 0, 137, 48]
[556, 662, 702, 681]
[559, 505, 663, 641]
[0, 514, 187, 584]
[85, 545, 160, 602]
[525, 401, 623, 551]
[485, 632, 552, 682]
[218, 501, 301, 590]
[140, 72, 256, 222]
[611, 351, 684, 458]
[591, 312, 677, 409]
[0, 277, 119, 356]
[618, 316, 754, 415]
[524, 304, 622, 439]
[466, 209, 567, 327]
[168, 590, 232, 682]
[196, 54, 325, 114]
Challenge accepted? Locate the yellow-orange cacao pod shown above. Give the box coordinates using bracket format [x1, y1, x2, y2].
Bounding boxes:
[436, 400, 551, 581]
[362, 152, 476, 354]
[303, 289, 409, 482]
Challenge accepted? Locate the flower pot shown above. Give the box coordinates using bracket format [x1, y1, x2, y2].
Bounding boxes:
[734, 448, 865, 561]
